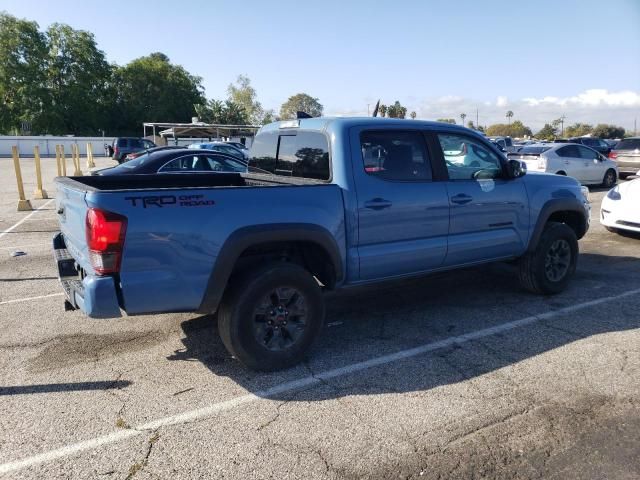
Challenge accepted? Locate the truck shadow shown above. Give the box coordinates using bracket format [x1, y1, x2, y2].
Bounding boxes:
[168, 252, 640, 401]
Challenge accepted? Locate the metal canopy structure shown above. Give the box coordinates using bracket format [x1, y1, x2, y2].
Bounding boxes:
[142, 122, 261, 142]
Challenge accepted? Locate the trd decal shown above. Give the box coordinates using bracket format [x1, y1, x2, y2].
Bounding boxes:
[124, 195, 215, 208]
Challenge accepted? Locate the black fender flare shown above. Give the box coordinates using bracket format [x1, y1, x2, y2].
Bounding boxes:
[197, 223, 344, 314]
[527, 198, 588, 253]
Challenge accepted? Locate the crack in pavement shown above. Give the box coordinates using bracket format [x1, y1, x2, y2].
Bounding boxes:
[124, 430, 160, 480]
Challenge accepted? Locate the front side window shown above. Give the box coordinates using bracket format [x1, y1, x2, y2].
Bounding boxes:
[577, 145, 598, 159]
[360, 131, 431, 181]
[205, 155, 246, 172]
[437, 133, 503, 180]
[557, 145, 580, 158]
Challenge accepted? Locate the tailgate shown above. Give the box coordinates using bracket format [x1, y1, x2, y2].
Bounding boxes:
[55, 178, 93, 273]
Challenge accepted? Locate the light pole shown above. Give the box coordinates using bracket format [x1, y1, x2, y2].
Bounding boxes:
[560, 114, 566, 136]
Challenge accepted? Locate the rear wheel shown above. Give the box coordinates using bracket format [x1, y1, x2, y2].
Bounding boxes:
[602, 169, 617, 188]
[518, 222, 578, 295]
[218, 263, 325, 371]
[556, 171, 567, 176]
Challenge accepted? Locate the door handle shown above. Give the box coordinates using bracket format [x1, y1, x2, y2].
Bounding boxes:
[450, 194, 473, 205]
[364, 198, 392, 210]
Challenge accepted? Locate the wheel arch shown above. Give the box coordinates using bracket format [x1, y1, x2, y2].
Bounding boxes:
[198, 224, 344, 314]
[527, 199, 588, 253]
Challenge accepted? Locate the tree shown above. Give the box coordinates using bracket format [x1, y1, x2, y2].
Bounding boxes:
[410, 111, 416, 120]
[279, 93, 323, 119]
[486, 121, 532, 138]
[436, 118, 456, 124]
[535, 123, 558, 140]
[592, 124, 625, 139]
[564, 123, 593, 138]
[460, 113, 466, 126]
[0, 13, 48, 134]
[227, 74, 263, 124]
[506, 110, 514, 125]
[115, 53, 205, 134]
[194, 98, 250, 125]
[386, 101, 407, 119]
[378, 104, 387, 117]
[43, 23, 113, 135]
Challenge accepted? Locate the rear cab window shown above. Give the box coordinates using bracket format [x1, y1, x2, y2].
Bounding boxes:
[250, 130, 330, 180]
[360, 131, 432, 181]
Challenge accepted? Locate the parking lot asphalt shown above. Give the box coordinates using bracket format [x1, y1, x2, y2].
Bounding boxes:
[0, 156, 639, 479]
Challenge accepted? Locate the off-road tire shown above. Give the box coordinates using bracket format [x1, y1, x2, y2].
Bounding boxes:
[518, 222, 578, 295]
[218, 262, 325, 371]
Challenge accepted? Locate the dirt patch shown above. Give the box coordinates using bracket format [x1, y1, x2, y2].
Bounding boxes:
[28, 330, 172, 372]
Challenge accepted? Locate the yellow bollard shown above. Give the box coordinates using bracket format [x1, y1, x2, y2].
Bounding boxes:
[55, 145, 61, 176]
[33, 146, 49, 199]
[87, 143, 95, 168]
[11, 146, 33, 211]
[60, 145, 67, 176]
[72, 144, 82, 176]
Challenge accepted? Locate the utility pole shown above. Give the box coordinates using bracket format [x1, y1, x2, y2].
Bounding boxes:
[635, 117, 637, 136]
[560, 114, 566, 137]
[367, 104, 370, 116]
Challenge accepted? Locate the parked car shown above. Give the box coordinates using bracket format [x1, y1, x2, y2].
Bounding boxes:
[608, 137, 640, 179]
[111, 137, 156, 163]
[488, 136, 518, 152]
[568, 137, 611, 155]
[507, 143, 618, 187]
[188, 141, 248, 161]
[52, 117, 590, 370]
[601, 178, 640, 235]
[95, 149, 250, 176]
[225, 141, 250, 155]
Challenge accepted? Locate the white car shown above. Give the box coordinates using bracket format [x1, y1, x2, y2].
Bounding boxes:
[601, 178, 640, 234]
[508, 143, 618, 187]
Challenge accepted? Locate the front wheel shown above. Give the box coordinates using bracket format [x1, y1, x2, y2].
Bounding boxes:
[218, 263, 325, 371]
[602, 169, 617, 189]
[518, 222, 578, 295]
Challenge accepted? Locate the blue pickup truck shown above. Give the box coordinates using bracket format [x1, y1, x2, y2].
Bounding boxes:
[53, 117, 590, 370]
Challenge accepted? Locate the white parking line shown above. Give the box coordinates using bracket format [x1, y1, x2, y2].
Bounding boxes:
[1, 287, 639, 475]
[0, 199, 55, 241]
[0, 293, 64, 306]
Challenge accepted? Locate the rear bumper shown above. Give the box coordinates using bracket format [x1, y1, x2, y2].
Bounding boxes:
[52, 232, 122, 318]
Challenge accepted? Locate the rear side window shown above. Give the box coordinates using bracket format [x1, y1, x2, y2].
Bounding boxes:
[615, 139, 640, 150]
[360, 131, 432, 181]
[250, 130, 330, 180]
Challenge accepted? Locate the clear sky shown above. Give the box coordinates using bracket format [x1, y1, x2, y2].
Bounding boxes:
[3, 0, 640, 129]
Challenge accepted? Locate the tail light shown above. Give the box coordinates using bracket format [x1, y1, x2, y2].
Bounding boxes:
[608, 151, 617, 159]
[538, 156, 547, 169]
[113, 146, 119, 155]
[86, 208, 127, 275]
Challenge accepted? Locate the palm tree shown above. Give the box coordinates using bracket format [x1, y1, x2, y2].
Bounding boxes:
[379, 104, 387, 118]
[460, 113, 466, 126]
[506, 110, 514, 125]
[410, 111, 416, 119]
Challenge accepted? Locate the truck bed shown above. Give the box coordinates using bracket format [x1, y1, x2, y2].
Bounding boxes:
[57, 172, 327, 193]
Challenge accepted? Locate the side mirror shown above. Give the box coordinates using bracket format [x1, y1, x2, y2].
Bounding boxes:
[508, 159, 526, 178]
